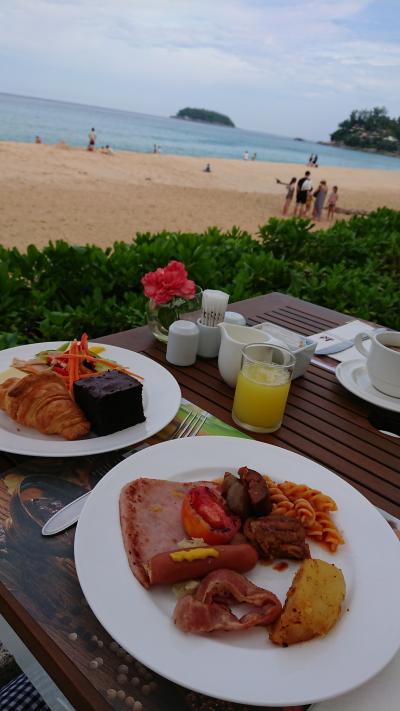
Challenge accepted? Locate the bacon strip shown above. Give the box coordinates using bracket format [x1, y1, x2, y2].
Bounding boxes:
[173, 569, 282, 633]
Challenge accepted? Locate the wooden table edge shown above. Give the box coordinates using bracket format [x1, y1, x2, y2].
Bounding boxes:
[0, 580, 110, 711]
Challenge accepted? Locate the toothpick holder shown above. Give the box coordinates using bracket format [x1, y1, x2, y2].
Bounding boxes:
[196, 318, 221, 358]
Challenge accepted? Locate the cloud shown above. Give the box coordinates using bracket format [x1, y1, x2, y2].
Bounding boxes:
[0, 0, 399, 138]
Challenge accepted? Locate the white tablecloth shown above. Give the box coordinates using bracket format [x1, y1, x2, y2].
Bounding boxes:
[312, 649, 400, 711]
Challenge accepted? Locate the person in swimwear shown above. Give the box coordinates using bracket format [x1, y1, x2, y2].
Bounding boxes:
[88, 128, 96, 151]
[100, 144, 113, 155]
[276, 177, 297, 215]
[327, 186, 339, 220]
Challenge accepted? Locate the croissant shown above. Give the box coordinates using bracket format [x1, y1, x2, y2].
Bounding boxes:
[0, 372, 91, 440]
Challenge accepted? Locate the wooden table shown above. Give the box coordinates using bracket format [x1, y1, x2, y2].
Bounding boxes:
[0, 292, 399, 711]
[102, 292, 400, 517]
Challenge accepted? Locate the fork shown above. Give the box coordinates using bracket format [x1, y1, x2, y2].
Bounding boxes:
[42, 407, 209, 535]
[171, 408, 208, 439]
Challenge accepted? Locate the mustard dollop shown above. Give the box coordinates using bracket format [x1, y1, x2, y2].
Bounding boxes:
[169, 548, 219, 563]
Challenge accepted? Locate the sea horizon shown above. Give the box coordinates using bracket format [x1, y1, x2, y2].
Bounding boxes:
[1, 91, 400, 171]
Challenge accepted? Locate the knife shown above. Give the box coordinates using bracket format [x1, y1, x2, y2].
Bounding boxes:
[42, 491, 90, 536]
[314, 339, 355, 356]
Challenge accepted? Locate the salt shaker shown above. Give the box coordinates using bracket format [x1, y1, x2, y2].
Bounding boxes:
[166, 321, 199, 366]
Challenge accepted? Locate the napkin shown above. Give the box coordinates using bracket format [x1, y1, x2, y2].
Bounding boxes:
[312, 507, 400, 711]
[312, 651, 400, 711]
[309, 321, 376, 363]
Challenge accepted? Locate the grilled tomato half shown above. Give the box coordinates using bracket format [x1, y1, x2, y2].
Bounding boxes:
[181, 485, 241, 545]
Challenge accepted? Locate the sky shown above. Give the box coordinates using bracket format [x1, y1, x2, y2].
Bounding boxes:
[0, 0, 399, 140]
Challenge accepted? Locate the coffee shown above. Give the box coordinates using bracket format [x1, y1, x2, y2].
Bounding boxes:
[388, 345, 400, 353]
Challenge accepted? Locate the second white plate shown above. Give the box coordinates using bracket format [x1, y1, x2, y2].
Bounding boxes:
[0, 342, 181, 456]
[336, 359, 400, 413]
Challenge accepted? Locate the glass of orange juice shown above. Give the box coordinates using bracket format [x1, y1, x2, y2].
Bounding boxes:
[232, 343, 295, 433]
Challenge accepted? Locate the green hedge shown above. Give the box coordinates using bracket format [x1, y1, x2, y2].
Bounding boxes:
[0, 208, 399, 349]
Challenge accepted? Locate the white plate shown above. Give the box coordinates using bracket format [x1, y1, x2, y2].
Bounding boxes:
[336, 359, 400, 413]
[0, 342, 181, 457]
[74, 436, 400, 707]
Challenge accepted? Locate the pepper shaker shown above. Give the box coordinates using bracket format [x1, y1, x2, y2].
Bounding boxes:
[166, 321, 199, 366]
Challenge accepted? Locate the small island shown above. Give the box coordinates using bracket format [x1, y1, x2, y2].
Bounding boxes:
[330, 107, 400, 155]
[174, 107, 235, 128]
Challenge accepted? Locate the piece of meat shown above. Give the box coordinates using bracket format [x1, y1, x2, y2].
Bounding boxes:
[238, 466, 272, 516]
[173, 569, 282, 633]
[119, 478, 220, 588]
[244, 514, 310, 561]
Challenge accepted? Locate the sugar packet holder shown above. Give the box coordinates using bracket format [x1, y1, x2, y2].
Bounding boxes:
[251, 322, 316, 378]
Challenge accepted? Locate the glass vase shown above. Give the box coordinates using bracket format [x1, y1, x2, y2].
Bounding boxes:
[146, 286, 202, 343]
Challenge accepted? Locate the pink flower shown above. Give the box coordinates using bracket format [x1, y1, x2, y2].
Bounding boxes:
[141, 260, 196, 305]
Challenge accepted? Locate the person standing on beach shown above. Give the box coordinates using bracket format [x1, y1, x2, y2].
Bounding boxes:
[294, 171, 312, 216]
[304, 188, 314, 216]
[243, 150, 249, 160]
[312, 180, 328, 220]
[327, 186, 339, 220]
[88, 128, 96, 151]
[277, 177, 297, 215]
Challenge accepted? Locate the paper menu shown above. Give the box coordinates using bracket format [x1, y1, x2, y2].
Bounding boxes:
[309, 320, 376, 363]
[252, 322, 307, 349]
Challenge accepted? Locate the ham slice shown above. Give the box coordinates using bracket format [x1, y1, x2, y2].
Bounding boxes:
[173, 569, 282, 633]
[119, 477, 219, 588]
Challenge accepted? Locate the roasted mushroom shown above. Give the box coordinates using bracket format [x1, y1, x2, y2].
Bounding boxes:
[238, 466, 272, 516]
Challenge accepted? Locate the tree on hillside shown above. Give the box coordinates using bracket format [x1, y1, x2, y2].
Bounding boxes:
[331, 107, 400, 151]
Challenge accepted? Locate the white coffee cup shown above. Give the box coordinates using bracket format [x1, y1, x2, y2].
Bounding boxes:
[354, 330, 400, 398]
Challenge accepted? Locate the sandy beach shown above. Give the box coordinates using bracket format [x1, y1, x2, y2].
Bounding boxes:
[0, 141, 399, 250]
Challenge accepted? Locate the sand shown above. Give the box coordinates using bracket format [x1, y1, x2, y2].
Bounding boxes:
[0, 141, 399, 250]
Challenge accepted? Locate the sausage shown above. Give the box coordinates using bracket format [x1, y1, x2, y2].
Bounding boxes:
[147, 543, 259, 586]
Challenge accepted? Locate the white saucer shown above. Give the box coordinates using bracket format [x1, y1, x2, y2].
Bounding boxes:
[336, 359, 400, 413]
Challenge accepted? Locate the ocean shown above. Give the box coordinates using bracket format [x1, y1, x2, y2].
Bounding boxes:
[1, 92, 400, 172]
